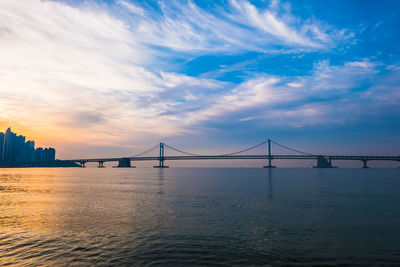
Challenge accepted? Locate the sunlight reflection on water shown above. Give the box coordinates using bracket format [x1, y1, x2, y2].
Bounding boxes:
[1, 168, 400, 265]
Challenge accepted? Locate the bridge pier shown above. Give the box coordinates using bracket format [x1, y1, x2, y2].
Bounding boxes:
[98, 161, 105, 168]
[315, 155, 334, 168]
[116, 157, 135, 168]
[362, 160, 369, 168]
[263, 139, 276, 168]
[154, 161, 169, 168]
[263, 163, 276, 168]
[154, 143, 169, 168]
[79, 161, 86, 168]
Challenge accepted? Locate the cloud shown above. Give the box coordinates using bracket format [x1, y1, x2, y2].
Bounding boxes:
[176, 59, 398, 128]
[116, 0, 349, 53]
[117, 0, 146, 16]
[0, 0, 397, 157]
[228, 0, 320, 47]
[287, 82, 303, 88]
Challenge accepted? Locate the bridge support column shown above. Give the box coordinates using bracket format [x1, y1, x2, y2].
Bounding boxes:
[315, 156, 334, 168]
[79, 161, 86, 168]
[263, 139, 276, 168]
[154, 143, 169, 168]
[98, 161, 105, 168]
[116, 157, 134, 168]
[362, 160, 369, 168]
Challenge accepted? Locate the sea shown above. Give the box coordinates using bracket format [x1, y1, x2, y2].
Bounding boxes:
[0, 168, 400, 266]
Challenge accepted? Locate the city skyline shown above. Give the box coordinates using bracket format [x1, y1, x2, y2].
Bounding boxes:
[0, 128, 56, 166]
[0, 0, 399, 160]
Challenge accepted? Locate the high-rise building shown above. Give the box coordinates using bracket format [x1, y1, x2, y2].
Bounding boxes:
[0, 128, 56, 166]
[0, 132, 4, 162]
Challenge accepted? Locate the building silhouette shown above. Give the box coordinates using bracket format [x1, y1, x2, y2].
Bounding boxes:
[0, 128, 56, 167]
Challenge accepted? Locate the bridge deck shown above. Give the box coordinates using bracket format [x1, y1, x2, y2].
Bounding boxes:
[64, 155, 400, 163]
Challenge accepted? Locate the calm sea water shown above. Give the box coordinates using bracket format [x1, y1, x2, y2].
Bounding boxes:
[0, 168, 400, 266]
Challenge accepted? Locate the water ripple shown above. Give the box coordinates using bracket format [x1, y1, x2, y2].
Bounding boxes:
[0, 168, 400, 265]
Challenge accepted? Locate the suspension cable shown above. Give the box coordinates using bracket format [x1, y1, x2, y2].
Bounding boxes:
[164, 144, 201, 156]
[132, 144, 160, 157]
[222, 140, 268, 156]
[166, 140, 269, 156]
[270, 140, 314, 155]
[133, 139, 314, 158]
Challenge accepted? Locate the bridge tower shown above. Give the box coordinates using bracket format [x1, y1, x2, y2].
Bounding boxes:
[154, 143, 169, 168]
[263, 139, 276, 168]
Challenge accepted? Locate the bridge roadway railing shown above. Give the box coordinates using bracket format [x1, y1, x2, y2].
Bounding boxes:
[326, 156, 400, 161]
[64, 154, 400, 163]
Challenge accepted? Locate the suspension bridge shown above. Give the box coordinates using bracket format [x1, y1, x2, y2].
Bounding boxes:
[63, 139, 400, 168]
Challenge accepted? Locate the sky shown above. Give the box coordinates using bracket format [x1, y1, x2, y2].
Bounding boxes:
[0, 0, 399, 163]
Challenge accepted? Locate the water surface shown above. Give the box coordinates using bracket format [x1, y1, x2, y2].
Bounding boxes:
[1, 168, 400, 265]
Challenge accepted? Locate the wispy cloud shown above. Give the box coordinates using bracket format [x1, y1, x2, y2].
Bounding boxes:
[175, 59, 398, 128]
[228, 0, 321, 47]
[0, 0, 397, 157]
[116, 0, 349, 53]
[117, 0, 146, 16]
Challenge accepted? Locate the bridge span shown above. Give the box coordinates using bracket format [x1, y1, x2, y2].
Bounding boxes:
[63, 140, 400, 168]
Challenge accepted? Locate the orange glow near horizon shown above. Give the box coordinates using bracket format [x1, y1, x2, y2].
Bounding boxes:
[1, 124, 64, 147]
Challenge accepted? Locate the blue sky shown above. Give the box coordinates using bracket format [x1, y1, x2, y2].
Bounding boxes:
[0, 0, 399, 160]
